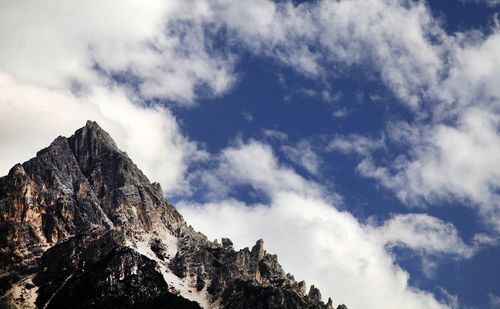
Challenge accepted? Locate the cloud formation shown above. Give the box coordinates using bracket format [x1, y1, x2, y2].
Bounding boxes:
[216, 0, 446, 108]
[225, 0, 500, 237]
[281, 140, 322, 175]
[460, 0, 500, 6]
[327, 134, 386, 157]
[0, 0, 237, 104]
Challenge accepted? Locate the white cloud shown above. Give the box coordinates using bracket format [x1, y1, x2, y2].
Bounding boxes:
[241, 110, 253, 122]
[215, 0, 446, 108]
[436, 287, 459, 309]
[358, 108, 500, 231]
[214, 0, 500, 236]
[262, 129, 288, 141]
[281, 140, 322, 175]
[331, 108, 351, 119]
[326, 16, 500, 228]
[375, 214, 476, 258]
[327, 134, 385, 157]
[208, 139, 325, 200]
[432, 31, 500, 113]
[178, 140, 476, 309]
[489, 293, 500, 308]
[460, 0, 500, 6]
[322, 90, 342, 103]
[0, 72, 205, 195]
[247, 3, 500, 226]
[0, 0, 453, 109]
[0, 0, 237, 104]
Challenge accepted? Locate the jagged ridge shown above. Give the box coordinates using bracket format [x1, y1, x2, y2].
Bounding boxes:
[0, 121, 347, 309]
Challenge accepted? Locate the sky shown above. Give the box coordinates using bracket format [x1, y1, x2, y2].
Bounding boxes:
[1, 0, 500, 308]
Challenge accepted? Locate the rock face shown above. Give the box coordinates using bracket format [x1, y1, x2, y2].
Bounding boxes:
[0, 121, 347, 309]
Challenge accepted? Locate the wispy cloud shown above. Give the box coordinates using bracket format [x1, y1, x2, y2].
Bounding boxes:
[262, 129, 288, 141]
[359, 108, 500, 231]
[281, 140, 322, 175]
[242, 110, 253, 122]
[459, 0, 500, 6]
[0, 0, 237, 105]
[488, 293, 500, 308]
[327, 134, 385, 157]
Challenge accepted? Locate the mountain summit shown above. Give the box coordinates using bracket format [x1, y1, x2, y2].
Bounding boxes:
[0, 121, 346, 309]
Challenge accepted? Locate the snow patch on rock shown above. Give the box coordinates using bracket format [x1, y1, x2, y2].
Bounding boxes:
[126, 229, 212, 308]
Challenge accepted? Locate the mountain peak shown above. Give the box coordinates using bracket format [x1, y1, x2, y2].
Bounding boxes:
[70, 120, 119, 157]
[0, 123, 343, 309]
[85, 119, 99, 128]
[82, 120, 113, 142]
[68, 121, 141, 190]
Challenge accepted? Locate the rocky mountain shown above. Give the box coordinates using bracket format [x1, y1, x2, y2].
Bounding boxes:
[0, 121, 347, 309]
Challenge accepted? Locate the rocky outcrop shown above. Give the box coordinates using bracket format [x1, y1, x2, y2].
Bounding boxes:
[0, 121, 346, 309]
[33, 231, 200, 309]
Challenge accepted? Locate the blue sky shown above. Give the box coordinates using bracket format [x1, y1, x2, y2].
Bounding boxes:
[1, 0, 500, 308]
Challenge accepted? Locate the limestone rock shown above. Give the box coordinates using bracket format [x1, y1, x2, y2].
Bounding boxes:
[298, 280, 307, 296]
[309, 284, 322, 303]
[0, 121, 344, 309]
[326, 297, 334, 309]
[221, 238, 233, 249]
[251, 239, 265, 261]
